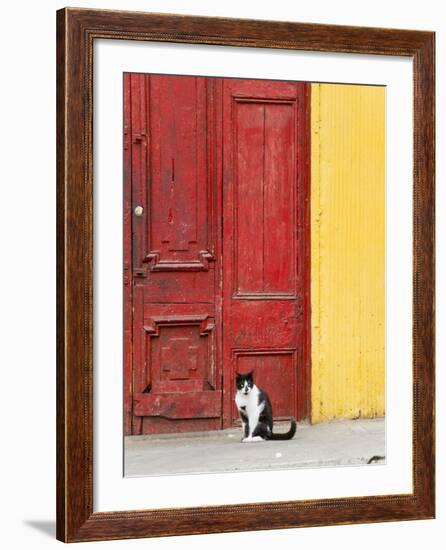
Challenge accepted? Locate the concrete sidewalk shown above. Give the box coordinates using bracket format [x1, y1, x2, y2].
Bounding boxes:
[124, 418, 385, 477]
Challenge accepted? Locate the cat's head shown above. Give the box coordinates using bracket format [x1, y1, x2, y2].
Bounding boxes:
[235, 370, 254, 395]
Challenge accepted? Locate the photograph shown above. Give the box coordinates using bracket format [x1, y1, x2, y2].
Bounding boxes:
[123, 73, 386, 477]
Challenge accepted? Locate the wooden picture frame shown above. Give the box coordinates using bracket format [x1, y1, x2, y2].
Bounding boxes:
[56, 7, 435, 542]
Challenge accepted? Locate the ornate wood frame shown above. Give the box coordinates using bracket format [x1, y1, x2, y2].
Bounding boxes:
[56, 7, 435, 542]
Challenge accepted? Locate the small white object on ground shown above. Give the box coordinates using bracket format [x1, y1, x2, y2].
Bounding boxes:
[275, 452, 282, 458]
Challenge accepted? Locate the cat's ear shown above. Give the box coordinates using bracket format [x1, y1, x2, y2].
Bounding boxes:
[235, 372, 242, 380]
[247, 370, 254, 379]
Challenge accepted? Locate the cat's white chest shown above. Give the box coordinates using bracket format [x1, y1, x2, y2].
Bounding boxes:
[235, 386, 263, 439]
[235, 390, 255, 411]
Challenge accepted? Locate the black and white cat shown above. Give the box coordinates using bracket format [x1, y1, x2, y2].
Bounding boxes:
[235, 371, 297, 442]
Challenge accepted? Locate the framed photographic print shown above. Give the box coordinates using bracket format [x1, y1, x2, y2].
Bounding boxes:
[56, 7, 435, 542]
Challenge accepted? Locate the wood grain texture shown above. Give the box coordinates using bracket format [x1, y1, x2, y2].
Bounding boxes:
[56, 7, 435, 542]
[125, 74, 222, 435]
[221, 78, 311, 427]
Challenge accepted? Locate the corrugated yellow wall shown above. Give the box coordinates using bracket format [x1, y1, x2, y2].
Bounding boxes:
[310, 83, 385, 423]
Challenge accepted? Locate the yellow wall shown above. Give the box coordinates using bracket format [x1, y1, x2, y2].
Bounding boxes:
[310, 83, 386, 423]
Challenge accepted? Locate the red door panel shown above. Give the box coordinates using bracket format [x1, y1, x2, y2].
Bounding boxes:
[221, 79, 310, 427]
[233, 100, 296, 296]
[125, 73, 222, 435]
[131, 74, 217, 279]
[231, 351, 297, 421]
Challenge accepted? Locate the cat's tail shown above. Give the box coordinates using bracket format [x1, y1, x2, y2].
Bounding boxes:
[269, 418, 297, 440]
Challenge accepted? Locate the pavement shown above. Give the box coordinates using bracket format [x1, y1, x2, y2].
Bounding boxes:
[124, 418, 385, 477]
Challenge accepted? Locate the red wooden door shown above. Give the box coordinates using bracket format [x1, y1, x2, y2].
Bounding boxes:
[124, 73, 223, 435]
[124, 74, 310, 435]
[221, 79, 310, 428]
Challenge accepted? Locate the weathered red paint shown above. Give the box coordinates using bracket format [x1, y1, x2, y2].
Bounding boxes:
[124, 73, 222, 435]
[124, 73, 310, 435]
[221, 79, 311, 427]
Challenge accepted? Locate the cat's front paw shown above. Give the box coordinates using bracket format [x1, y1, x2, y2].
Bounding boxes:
[242, 436, 263, 443]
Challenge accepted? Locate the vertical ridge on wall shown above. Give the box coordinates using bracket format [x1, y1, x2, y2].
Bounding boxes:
[310, 83, 386, 423]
